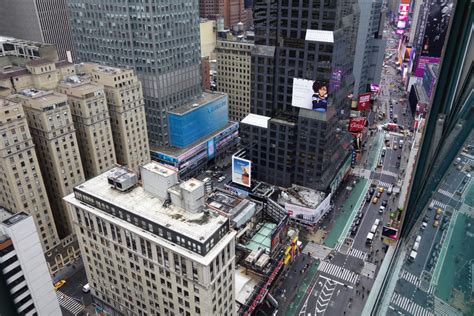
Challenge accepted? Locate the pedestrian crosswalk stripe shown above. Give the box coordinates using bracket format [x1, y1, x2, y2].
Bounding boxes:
[400, 269, 421, 287]
[56, 291, 85, 315]
[390, 292, 434, 316]
[438, 189, 454, 199]
[431, 200, 447, 209]
[381, 170, 398, 178]
[434, 297, 462, 316]
[334, 243, 343, 252]
[318, 261, 359, 284]
[377, 181, 392, 189]
[347, 248, 367, 260]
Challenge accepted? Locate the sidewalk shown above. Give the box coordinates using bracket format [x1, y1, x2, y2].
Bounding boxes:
[324, 178, 369, 248]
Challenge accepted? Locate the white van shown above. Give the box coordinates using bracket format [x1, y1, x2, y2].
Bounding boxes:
[202, 177, 211, 183]
[408, 250, 417, 262]
[387, 186, 393, 195]
[82, 283, 90, 293]
[374, 219, 380, 227]
[413, 242, 420, 251]
[415, 235, 422, 243]
[366, 232, 374, 245]
[370, 224, 378, 234]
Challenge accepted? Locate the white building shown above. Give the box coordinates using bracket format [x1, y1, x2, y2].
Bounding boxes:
[64, 162, 236, 316]
[0, 208, 61, 316]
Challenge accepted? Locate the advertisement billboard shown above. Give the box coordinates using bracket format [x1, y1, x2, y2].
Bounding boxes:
[382, 226, 398, 240]
[207, 138, 215, 158]
[370, 84, 380, 92]
[232, 156, 251, 187]
[353, 133, 362, 152]
[348, 117, 366, 133]
[292, 78, 329, 112]
[357, 93, 372, 110]
[284, 194, 332, 224]
[414, 56, 441, 77]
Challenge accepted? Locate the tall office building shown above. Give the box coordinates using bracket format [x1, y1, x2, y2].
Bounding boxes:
[10, 89, 85, 239]
[216, 37, 253, 121]
[0, 98, 60, 251]
[57, 76, 117, 179]
[373, 2, 474, 313]
[352, 0, 386, 96]
[0, 208, 61, 316]
[200, 0, 246, 29]
[0, 1, 75, 61]
[240, 0, 356, 191]
[78, 63, 150, 172]
[67, 0, 202, 147]
[65, 162, 236, 315]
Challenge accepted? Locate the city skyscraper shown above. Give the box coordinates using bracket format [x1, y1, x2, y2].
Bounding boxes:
[11, 89, 85, 238]
[240, 0, 356, 191]
[65, 163, 236, 315]
[0, 98, 60, 251]
[352, 0, 386, 96]
[216, 37, 253, 121]
[200, 0, 246, 29]
[67, 0, 202, 147]
[0, 208, 62, 316]
[0, 0, 75, 61]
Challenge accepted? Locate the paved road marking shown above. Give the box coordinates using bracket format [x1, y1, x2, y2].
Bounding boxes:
[318, 261, 359, 284]
[438, 189, 455, 199]
[56, 291, 85, 315]
[380, 169, 399, 178]
[376, 180, 393, 188]
[434, 296, 462, 316]
[315, 279, 336, 314]
[400, 269, 421, 287]
[347, 248, 368, 260]
[431, 199, 447, 209]
[390, 292, 434, 316]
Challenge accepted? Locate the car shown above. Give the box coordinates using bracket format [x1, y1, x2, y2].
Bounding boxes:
[399, 143, 403, 149]
[423, 215, 429, 222]
[393, 145, 397, 151]
[379, 206, 385, 214]
[378, 187, 385, 193]
[433, 220, 439, 228]
[355, 219, 361, 226]
[376, 191, 382, 198]
[372, 197, 379, 204]
[369, 188, 375, 195]
[436, 208, 443, 215]
[421, 222, 428, 230]
[351, 226, 358, 235]
[217, 176, 226, 183]
[366, 195, 371, 202]
[398, 155, 401, 160]
[435, 214, 441, 220]
[382, 200, 388, 207]
[358, 212, 363, 219]
[54, 279, 66, 291]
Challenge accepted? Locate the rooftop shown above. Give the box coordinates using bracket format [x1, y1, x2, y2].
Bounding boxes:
[14, 89, 67, 110]
[26, 58, 54, 67]
[241, 113, 271, 129]
[71, 168, 228, 243]
[281, 184, 326, 209]
[169, 92, 226, 115]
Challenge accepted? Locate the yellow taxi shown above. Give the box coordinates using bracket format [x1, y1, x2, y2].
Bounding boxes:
[372, 197, 379, 204]
[436, 208, 443, 215]
[433, 220, 439, 228]
[54, 279, 66, 291]
[378, 187, 385, 193]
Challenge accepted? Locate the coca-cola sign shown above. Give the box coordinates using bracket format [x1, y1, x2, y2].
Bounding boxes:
[348, 117, 366, 132]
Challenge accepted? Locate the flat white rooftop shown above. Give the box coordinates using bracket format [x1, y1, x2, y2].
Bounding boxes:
[72, 169, 228, 242]
[305, 29, 334, 43]
[241, 113, 271, 129]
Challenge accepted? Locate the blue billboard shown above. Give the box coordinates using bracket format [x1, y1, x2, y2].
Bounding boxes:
[168, 94, 228, 148]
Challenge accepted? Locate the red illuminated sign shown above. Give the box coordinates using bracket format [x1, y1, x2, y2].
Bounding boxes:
[357, 93, 372, 110]
[348, 117, 366, 133]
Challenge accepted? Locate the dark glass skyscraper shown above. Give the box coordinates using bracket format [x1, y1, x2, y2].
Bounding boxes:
[240, 0, 356, 191]
[67, 0, 202, 147]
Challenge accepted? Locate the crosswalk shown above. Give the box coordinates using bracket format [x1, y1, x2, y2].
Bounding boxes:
[430, 200, 447, 209]
[377, 181, 393, 188]
[400, 269, 421, 287]
[390, 292, 434, 316]
[438, 189, 455, 199]
[56, 291, 85, 315]
[381, 170, 399, 178]
[434, 297, 462, 316]
[318, 261, 359, 284]
[347, 248, 368, 260]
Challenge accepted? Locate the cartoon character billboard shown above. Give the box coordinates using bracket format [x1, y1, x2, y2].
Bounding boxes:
[292, 78, 329, 112]
[232, 156, 251, 187]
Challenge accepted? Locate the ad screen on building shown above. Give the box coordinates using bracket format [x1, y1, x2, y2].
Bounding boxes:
[357, 93, 372, 110]
[292, 78, 329, 112]
[232, 156, 251, 187]
[382, 226, 398, 240]
[348, 118, 366, 133]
